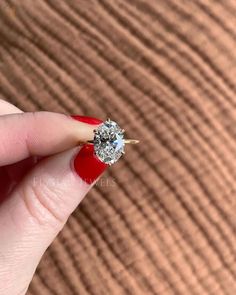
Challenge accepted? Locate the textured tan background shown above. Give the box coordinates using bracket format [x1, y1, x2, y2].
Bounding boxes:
[1, 0, 236, 294]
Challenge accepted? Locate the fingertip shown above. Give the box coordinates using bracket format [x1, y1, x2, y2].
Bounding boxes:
[0, 112, 101, 166]
[73, 144, 107, 184]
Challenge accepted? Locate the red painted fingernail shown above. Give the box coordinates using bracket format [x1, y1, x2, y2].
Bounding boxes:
[71, 115, 102, 125]
[72, 115, 107, 184]
[74, 144, 107, 184]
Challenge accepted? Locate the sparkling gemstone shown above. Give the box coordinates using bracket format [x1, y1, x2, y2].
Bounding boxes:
[94, 119, 125, 165]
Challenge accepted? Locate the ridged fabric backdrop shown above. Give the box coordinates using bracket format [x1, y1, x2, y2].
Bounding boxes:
[0, 0, 236, 294]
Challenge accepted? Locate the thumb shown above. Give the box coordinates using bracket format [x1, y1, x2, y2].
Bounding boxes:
[0, 145, 107, 295]
[0, 112, 108, 295]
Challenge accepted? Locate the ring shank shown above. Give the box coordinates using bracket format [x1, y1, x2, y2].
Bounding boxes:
[79, 139, 139, 145]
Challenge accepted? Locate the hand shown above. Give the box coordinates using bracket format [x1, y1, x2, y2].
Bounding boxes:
[0, 100, 107, 295]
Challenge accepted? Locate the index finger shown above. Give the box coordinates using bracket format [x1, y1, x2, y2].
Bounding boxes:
[0, 111, 100, 166]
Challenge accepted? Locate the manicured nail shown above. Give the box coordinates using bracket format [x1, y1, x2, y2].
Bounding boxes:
[72, 115, 107, 184]
[74, 144, 107, 184]
[71, 115, 102, 125]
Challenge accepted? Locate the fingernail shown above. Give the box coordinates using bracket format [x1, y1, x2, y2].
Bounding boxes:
[71, 115, 102, 125]
[74, 144, 107, 184]
[71, 115, 107, 184]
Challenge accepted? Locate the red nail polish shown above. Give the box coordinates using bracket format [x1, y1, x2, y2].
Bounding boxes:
[72, 115, 107, 184]
[71, 115, 102, 125]
[74, 145, 107, 184]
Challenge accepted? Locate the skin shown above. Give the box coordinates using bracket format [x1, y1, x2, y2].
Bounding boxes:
[0, 100, 100, 295]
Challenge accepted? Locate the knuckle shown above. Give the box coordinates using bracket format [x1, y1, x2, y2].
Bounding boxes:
[20, 176, 68, 229]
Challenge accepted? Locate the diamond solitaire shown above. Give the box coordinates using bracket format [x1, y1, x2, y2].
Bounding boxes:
[93, 119, 126, 165]
[77, 119, 139, 165]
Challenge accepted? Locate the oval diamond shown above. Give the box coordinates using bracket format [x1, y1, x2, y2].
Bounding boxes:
[94, 119, 125, 165]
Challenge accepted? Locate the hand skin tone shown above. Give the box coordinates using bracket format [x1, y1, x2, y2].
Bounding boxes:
[0, 100, 106, 295]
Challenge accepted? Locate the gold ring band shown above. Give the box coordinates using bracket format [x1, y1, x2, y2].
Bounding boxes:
[80, 139, 139, 145]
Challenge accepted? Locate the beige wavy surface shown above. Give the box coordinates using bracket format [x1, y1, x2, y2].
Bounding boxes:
[1, 1, 236, 294]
